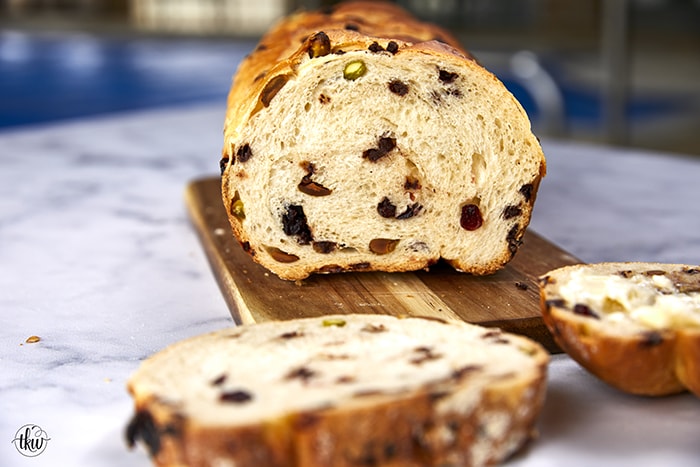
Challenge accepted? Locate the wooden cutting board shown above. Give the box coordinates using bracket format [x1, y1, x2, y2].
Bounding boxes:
[185, 177, 581, 353]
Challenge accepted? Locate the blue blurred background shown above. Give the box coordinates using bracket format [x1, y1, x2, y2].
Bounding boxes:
[1, 0, 699, 155]
[0, 30, 254, 126]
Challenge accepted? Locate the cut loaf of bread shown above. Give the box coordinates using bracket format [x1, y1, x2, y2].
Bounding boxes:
[220, 1, 546, 280]
[126, 314, 548, 466]
[539, 262, 700, 397]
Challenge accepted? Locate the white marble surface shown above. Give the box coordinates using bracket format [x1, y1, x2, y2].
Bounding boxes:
[1, 104, 699, 466]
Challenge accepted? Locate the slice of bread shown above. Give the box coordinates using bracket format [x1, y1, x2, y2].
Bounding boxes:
[220, 1, 546, 280]
[539, 262, 700, 397]
[126, 314, 548, 466]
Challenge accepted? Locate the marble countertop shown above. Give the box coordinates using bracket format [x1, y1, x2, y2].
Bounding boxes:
[1, 104, 699, 466]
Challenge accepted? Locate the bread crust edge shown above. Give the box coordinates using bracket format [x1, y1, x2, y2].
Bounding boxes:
[127, 366, 548, 467]
[538, 262, 700, 397]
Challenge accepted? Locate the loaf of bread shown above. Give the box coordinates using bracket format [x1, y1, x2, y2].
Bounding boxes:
[219, 1, 546, 280]
[126, 314, 548, 466]
[539, 262, 700, 397]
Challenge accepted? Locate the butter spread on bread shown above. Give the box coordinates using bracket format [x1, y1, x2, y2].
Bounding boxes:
[540, 262, 700, 397]
[556, 266, 700, 328]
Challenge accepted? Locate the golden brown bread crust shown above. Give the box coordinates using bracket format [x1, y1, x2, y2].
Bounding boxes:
[129, 373, 547, 467]
[540, 306, 685, 396]
[222, 1, 467, 149]
[222, 1, 467, 138]
[677, 332, 700, 397]
[538, 262, 700, 397]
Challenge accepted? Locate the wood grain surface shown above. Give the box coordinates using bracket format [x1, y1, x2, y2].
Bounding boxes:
[185, 177, 581, 353]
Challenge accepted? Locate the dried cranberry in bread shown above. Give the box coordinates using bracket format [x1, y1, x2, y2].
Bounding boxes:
[126, 314, 548, 467]
[220, 1, 546, 280]
[539, 262, 700, 397]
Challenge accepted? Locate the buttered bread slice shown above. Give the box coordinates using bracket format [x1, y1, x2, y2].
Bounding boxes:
[220, 1, 546, 280]
[126, 314, 548, 467]
[539, 262, 700, 397]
